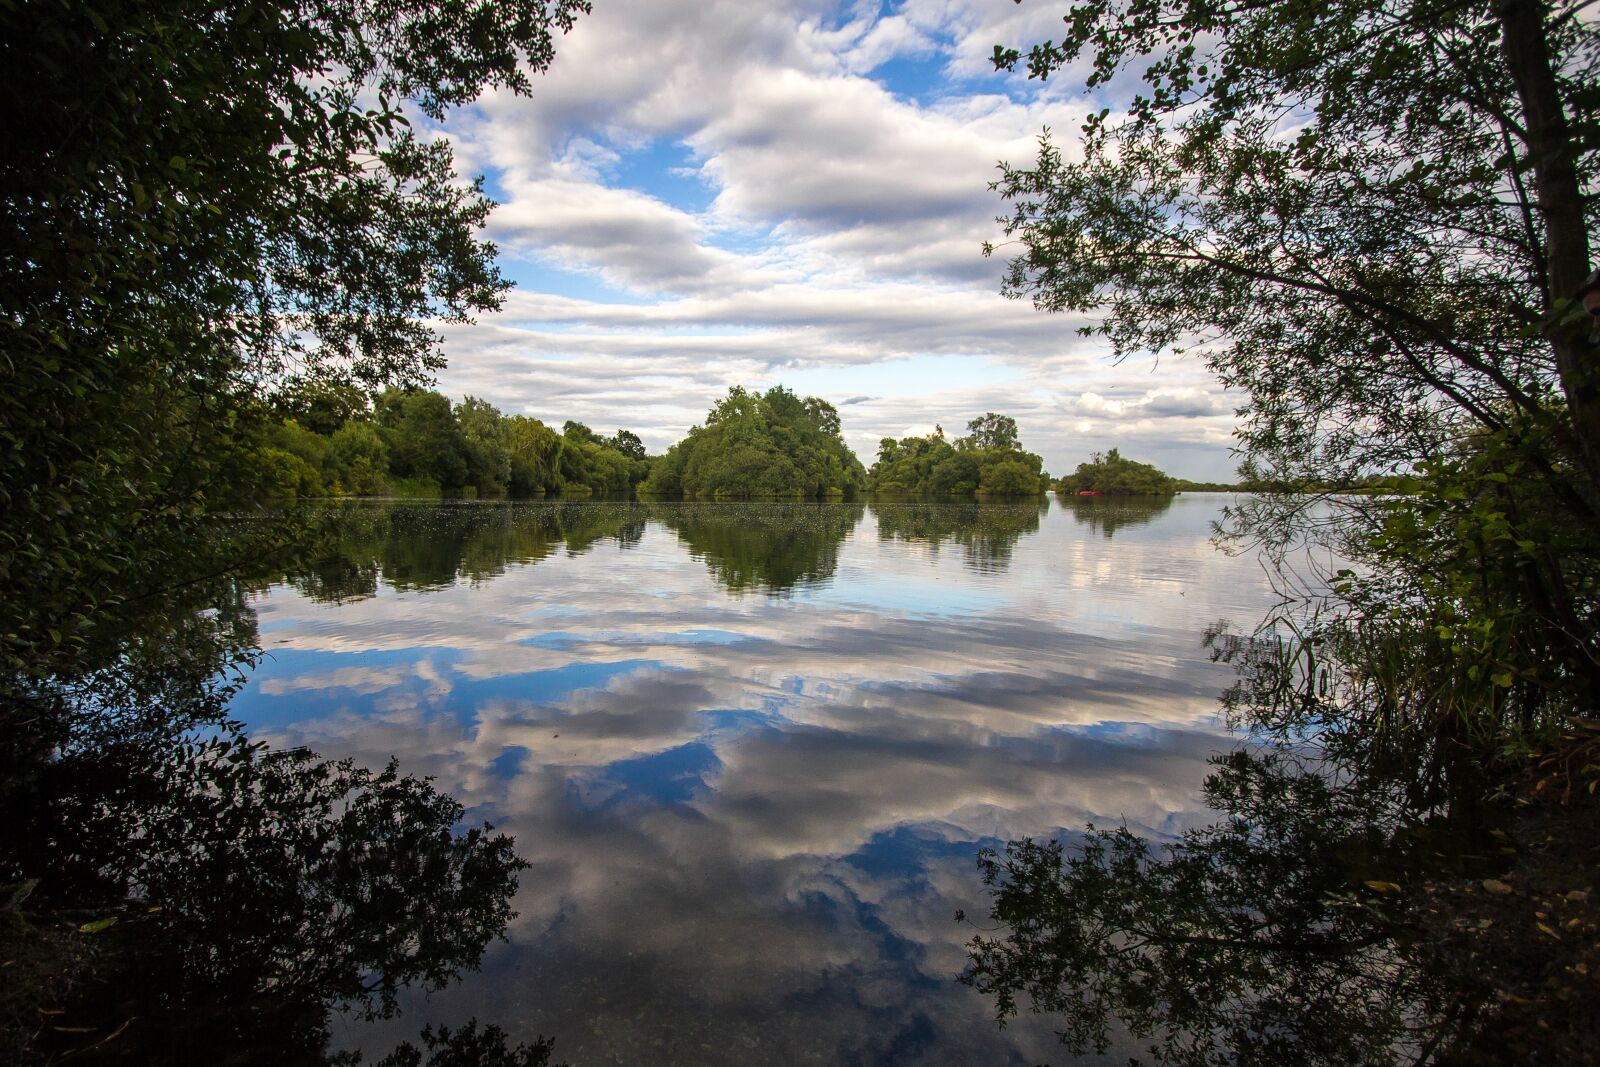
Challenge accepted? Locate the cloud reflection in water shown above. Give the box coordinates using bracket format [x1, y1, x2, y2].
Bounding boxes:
[233, 496, 1278, 1065]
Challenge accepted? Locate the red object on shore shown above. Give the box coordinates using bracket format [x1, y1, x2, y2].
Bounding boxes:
[1077, 490, 1104, 496]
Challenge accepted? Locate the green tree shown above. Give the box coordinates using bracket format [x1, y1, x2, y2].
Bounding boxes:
[1056, 448, 1177, 496]
[989, 0, 1600, 740]
[328, 422, 392, 496]
[868, 415, 1048, 496]
[963, 412, 1020, 452]
[377, 389, 470, 492]
[641, 387, 865, 500]
[506, 415, 564, 496]
[277, 379, 373, 436]
[457, 396, 513, 496]
[1, 0, 587, 687]
[990, 0, 1598, 499]
[605, 429, 647, 460]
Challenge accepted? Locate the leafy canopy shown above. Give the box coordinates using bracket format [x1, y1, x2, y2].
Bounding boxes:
[1056, 448, 1176, 495]
[869, 413, 1049, 496]
[1, 0, 587, 684]
[989, 0, 1599, 500]
[641, 386, 866, 500]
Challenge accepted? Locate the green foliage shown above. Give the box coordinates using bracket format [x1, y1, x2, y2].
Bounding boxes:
[234, 393, 647, 501]
[605, 429, 647, 460]
[1219, 420, 1600, 806]
[640, 386, 865, 500]
[989, 0, 1599, 498]
[1056, 448, 1176, 496]
[328, 422, 392, 496]
[0, 0, 588, 687]
[868, 416, 1049, 496]
[991, 0, 1600, 768]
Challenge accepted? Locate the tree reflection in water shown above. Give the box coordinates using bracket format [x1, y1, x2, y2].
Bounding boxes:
[651, 500, 866, 594]
[283, 500, 648, 603]
[960, 620, 1496, 1065]
[871, 498, 1049, 572]
[1, 516, 551, 1065]
[1060, 494, 1176, 539]
[961, 747, 1460, 1066]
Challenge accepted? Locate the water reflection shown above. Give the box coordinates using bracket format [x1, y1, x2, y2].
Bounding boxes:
[650, 501, 866, 595]
[285, 501, 649, 602]
[1060, 494, 1178, 538]
[2, 520, 531, 1065]
[963, 746, 1454, 1066]
[872, 498, 1049, 572]
[229, 496, 1288, 1064]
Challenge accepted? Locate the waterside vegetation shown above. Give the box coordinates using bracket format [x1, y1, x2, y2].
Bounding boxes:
[639, 386, 866, 500]
[868, 413, 1050, 496]
[1055, 447, 1175, 495]
[257, 384, 650, 501]
[967, 0, 1600, 1061]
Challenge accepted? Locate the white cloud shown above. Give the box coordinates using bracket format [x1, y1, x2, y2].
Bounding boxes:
[419, 0, 1242, 480]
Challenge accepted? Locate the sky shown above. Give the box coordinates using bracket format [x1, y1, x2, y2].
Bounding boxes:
[425, 0, 1243, 481]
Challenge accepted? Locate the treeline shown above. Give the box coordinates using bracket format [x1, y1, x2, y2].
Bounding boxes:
[640, 386, 865, 499]
[868, 413, 1050, 496]
[250, 382, 651, 501]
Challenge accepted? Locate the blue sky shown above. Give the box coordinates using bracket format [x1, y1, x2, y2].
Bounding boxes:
[428, 0, 1241, 479]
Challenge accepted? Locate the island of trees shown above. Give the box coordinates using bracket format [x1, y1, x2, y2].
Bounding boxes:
[1054, 448, 1176, 495]
[868, 413, 1049, 496]
[639, 385, 865, 499]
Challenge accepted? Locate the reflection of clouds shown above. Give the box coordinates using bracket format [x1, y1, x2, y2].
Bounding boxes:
[237, 498, 1281, 1065]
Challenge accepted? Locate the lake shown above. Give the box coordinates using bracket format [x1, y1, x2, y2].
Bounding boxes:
[230, 494, 1289, 1065]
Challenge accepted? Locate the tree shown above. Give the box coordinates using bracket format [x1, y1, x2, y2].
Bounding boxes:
[377, 389, 470, 491]
[606, 429, 647, 461]
[457, 396, 513, 496]
[1056, 448, 1177, 495]
[1, 0, 587, 687]
[964, 412, 1020, 452]
[990, 0, 1598, 501]
[989, 0, 1600, 740]
[868, 416, 1048, 496]
[641, 387, 866, 499]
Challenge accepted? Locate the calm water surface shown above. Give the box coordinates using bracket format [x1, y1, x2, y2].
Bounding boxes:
[231, 495, 1286, 1065]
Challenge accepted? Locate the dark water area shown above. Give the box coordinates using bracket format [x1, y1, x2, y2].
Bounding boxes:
[228, 495, 1287, 1065]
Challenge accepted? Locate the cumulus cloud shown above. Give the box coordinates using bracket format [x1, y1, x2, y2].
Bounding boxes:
[418, 0, 1242, 480]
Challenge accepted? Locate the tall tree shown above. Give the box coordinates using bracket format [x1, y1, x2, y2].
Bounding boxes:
[988, 0, 1600, 722]
[989, 0, 1598, 502]
[0, 0, 587, 686]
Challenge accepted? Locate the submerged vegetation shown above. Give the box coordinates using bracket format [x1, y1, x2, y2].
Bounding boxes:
[868, 413, 1050, 496]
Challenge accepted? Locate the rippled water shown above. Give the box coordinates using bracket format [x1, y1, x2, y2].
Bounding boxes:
[231, 495, 1287, 1065]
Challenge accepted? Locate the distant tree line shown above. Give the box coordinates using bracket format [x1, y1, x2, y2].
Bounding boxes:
[250, 381, 650, 500]
[640, 386, 865, 499]
[868, 413, 1050, 496]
